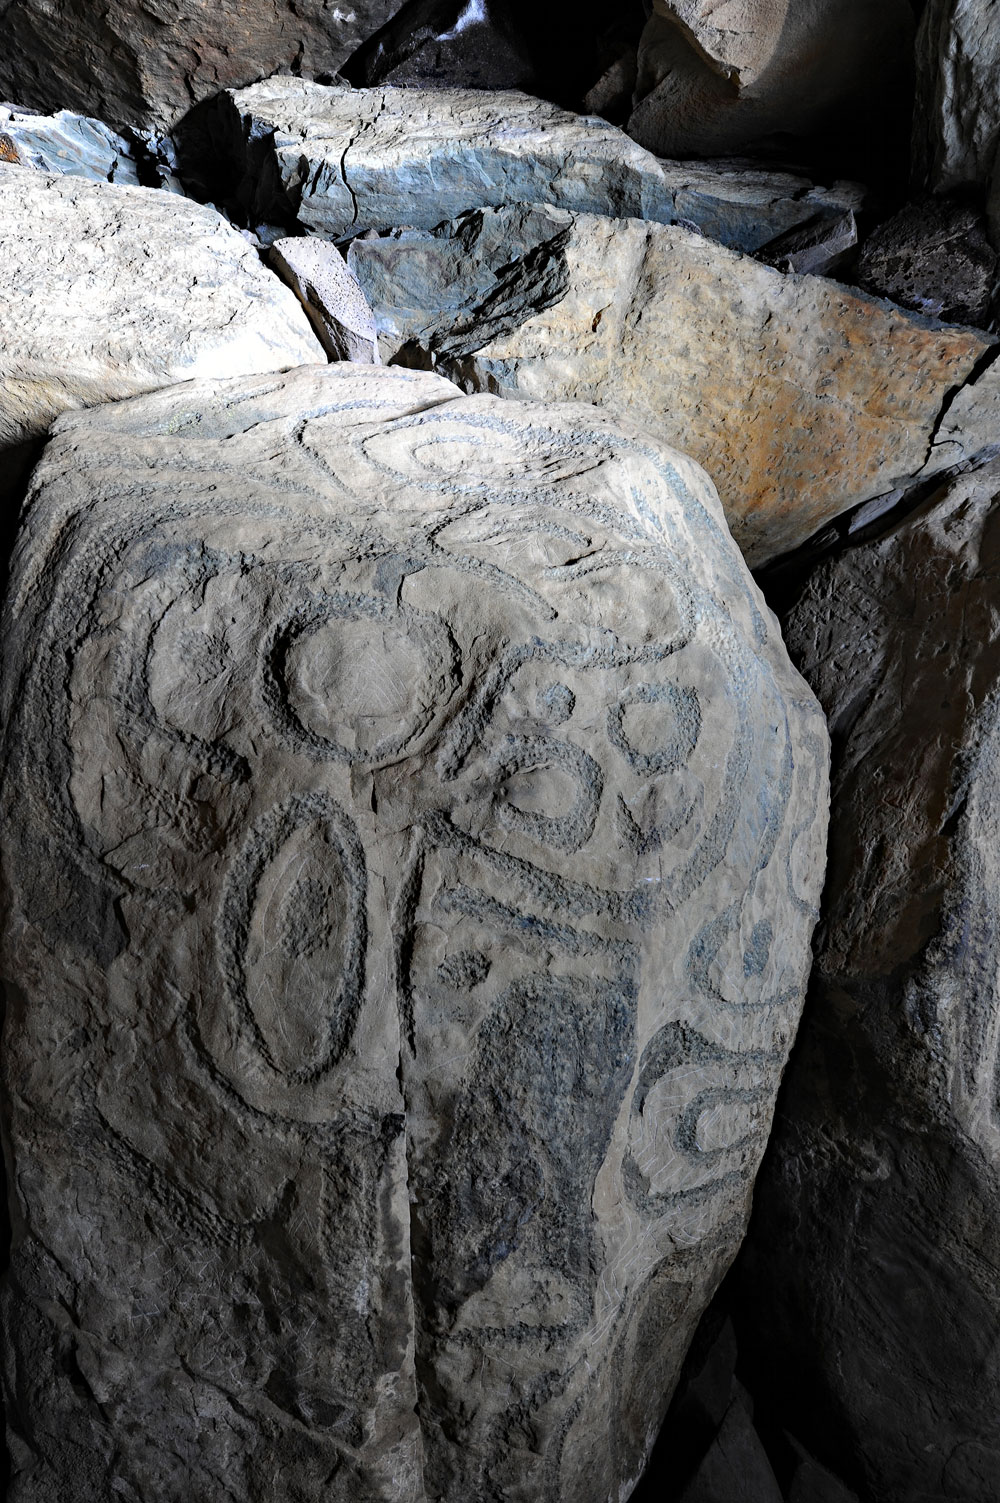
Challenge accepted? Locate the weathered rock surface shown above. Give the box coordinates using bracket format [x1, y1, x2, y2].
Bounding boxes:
[738, 453, 1000, 1502]
[856, 199, 998, 328]
[270, 237, 379, 363]
[215, 77, 863, 255]
[350, 204, 992, 565]
[0, 0, 402, 132]
[628, 0, 912, 171]
[0, 363, 829, 1502]
[0, 167, 323, 452]
[925, 349, 1000, 474]
[914, 0, 1000, 197]
[0, 103, 139, 183]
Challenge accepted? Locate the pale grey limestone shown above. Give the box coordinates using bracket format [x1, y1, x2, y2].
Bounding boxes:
[0, 166, 324, 453]
[0, 363, 829, 1503]
[0, 103, 140, 183]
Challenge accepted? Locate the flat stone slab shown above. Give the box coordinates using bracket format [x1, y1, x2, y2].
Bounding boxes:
[0, 166, 324, 453]
[349, 204, 992, 566]
[218, 76, 863, 254]
[0, 364, 828, 1503]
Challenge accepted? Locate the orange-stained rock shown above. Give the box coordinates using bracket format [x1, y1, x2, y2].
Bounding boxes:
[357, 209, 994, 565]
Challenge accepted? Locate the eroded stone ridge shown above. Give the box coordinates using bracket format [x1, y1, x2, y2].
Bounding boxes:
[0, 365, 828, 1502]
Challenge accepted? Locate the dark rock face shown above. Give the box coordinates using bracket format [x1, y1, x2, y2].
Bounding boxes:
[913, 0, 1000, 196]
[0, 0, 402, 131]
[0, 363, 828, 1502]
[736, 454, 1000, 1503]
[627, 0, 913, 184]
[341, 0, 646, 110]
[856, 199, 998, 326]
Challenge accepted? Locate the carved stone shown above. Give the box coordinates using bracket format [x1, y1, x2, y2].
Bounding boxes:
[0, 167, 323, 455]
[0, 364, 828, 1502]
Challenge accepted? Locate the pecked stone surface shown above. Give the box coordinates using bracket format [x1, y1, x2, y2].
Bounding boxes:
[0, 166, 324, 453]
[215, 76, 863, 255]
[270, 236, 380, 363]
[738, 453, 1000, 1502]
[350, 204, 993, 566]
[0, 0, 402, 132]
[0, 364, 828, 1503]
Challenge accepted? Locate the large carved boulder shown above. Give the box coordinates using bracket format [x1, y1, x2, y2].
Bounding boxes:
[0, 0, 402, 132]
[0, 166, 323, 456]
[0, 364, 829, 1502]
[738, 454, 1000, 1502]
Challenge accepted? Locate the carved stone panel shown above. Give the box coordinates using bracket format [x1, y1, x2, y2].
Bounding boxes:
[0, 364, 828, 1502]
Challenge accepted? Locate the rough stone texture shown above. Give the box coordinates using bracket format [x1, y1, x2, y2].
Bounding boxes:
[738, 453, 1000, 1503]
[0, 166, 323, 451]
[0, 363, 829, 1503]
[856, 199, 998, 328]
[216, 77, 864, 256]
[270, 237, 379, 363]
[350, 204, 993, 566]
[913, 0, 1000, 195]
[347, 206, 573, 363]
[0, 103, 139, 184]
[0, 0, 403, 133]
[786, 1452, 860, 1503]
[628, 0, 912, 169]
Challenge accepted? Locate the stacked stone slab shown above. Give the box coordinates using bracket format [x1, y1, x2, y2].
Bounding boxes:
[346, 203, 992, 567]
[215, 77, 864, 253]
[0, 363, 829, 1503]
